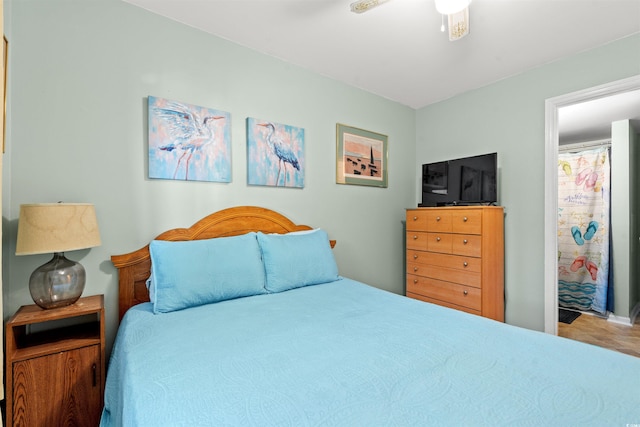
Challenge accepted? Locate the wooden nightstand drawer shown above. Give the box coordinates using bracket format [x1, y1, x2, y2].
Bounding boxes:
[406, 275, 481, 311]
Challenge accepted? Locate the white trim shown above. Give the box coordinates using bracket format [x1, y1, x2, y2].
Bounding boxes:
[544, 74, 640, 335]
[630, 301, 640, 325]
[607, 314, 632, 326]
[558, 139, 611, 153]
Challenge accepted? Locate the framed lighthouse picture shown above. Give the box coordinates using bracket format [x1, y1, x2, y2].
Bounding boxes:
[246, 117, 305, 188]
[336, 123, 388, 188]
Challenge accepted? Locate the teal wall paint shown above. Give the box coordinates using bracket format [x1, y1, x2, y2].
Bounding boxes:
[3, 0, 639, 349]
[3, 0, 415, 350]
[628, 124, 640, 316]
[611, 120, 632, 318]
[416, 34, 640, 330]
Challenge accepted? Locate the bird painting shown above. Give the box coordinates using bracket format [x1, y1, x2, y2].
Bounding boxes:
[148, 96, 231, 182]
[247, 118, 304, 188]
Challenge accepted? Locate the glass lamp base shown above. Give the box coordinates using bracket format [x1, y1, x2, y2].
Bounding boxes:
[29, 252, 86, 309]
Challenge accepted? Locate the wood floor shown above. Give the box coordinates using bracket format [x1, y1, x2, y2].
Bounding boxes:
[558, 312, 640, 358]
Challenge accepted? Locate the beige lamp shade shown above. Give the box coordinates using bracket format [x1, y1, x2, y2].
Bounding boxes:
[16, 203, 101, 255]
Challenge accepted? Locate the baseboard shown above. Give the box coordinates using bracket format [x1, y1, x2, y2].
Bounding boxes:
[607, 313, 632, 326]
[630, 302, 640, 325]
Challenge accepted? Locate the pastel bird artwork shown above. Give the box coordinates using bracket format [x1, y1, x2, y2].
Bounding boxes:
[258, 122, 300, 186]
[153, 100, 225, 180]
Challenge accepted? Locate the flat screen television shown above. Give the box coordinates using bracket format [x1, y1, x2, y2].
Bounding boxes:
[419, 152, 498, 207]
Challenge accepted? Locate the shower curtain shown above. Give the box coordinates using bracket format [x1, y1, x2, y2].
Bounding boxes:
[557, 147, 610, 314]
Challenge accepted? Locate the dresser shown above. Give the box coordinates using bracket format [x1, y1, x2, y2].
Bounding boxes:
[406, 206, 504, 321]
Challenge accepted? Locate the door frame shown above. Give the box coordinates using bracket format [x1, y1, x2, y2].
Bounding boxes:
[543, 75, 640, 335]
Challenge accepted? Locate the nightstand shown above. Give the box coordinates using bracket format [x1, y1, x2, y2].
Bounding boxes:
[5, 295, 105, 427]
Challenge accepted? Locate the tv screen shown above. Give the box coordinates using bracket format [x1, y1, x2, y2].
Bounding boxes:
[420, 152, 497, 207]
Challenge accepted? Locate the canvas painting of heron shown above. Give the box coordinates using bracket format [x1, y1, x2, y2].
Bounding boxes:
[247, 117, 304, 188]
[148, 96, 231, 182]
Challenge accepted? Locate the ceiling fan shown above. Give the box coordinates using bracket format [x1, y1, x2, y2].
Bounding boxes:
[349, 0, 471, 41]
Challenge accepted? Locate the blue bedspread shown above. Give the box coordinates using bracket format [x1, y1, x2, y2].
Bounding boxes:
[101, 278, 640, 426]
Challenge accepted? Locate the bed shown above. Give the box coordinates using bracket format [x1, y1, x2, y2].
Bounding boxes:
[101, 206, 640, 426]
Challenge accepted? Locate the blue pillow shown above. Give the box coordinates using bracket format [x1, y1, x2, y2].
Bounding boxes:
[149, 232, 267, 313]
[256, 229, 339, 293]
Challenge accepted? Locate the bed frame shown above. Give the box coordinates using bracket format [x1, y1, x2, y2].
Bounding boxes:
[111, 206, 335, 320]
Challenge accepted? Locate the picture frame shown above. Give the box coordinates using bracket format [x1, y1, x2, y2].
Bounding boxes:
[148, 96, 231, 183]
[246, 117, 305, 188]
[336, 123, 388, 188]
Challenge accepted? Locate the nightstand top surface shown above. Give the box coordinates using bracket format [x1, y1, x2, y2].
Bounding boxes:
[8, 294, 104, 326]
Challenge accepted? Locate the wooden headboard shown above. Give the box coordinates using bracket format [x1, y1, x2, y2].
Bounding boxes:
[111, 206, 335, 320]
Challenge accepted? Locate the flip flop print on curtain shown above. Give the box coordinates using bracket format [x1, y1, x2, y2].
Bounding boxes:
[569, 255, 598, 281]
[571, 220, 598, 246]
[575, 167, 599, 190]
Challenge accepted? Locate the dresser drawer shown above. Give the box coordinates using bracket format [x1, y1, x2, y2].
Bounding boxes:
[425, 211, 452, 232]
[407, 262, 481, 287]
[451, 210, 482, 234]
[406, 211, 428, 231]
[426, 233, 453, 253]
[407, 250, 481, 272]
[406, 292, 481, 316]
[451, 234, 482, 257]
[407, 275, 481, 311]
[406, 232, 429, 250]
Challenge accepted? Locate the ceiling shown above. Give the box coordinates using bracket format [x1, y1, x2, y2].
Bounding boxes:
[124, 0, 640, 138]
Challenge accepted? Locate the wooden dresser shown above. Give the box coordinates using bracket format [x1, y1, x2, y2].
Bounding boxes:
[406, 206, 504, 321]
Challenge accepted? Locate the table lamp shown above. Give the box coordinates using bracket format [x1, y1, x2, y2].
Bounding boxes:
[16, 203, 101, 309]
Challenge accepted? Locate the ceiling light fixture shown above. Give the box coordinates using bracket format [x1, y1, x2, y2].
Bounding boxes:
[435, 0, 471, 41]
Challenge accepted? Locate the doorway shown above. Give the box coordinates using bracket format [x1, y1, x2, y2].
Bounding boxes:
[544, 75, 640, 335]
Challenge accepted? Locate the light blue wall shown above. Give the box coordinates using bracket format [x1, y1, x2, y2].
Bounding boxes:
[611, 120, 632, 317]
[627, 123, 640, 316]
[416, 34, 640, 330]
[2, 0, 415, 350]
[4, 0, 639, 349]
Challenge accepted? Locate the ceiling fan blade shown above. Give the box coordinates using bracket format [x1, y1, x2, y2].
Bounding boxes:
[350, 0, 391, 14]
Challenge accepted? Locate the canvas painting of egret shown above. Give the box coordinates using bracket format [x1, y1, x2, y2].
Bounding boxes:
[148, 96, 231, 182]
[336, 123, 388, 188]
[247, 117, 304, 188]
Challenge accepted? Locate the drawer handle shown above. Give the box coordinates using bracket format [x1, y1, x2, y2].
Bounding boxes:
[413, 216, 418, 221]
[436, 237, 441, 242]
[413, 235, 418, 240]
[413, 254, 418, 259]
[413, 267, 418, 272]
[463, 239, 468, 244]
[463, 290, 468, 296]
[436, 216, 441, 221]
[463, 261, 468, 267]
[413, 279, 418, 284]
[463, 216, 468, 222]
